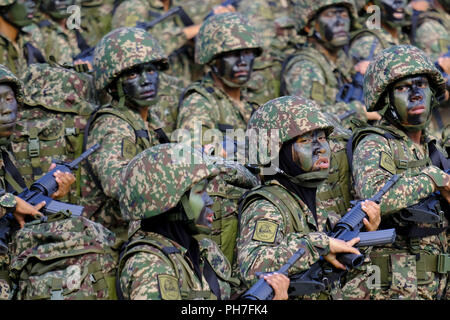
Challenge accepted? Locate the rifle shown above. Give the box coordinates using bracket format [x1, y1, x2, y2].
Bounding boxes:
[241, 248, 305, 300]
[136, 6, 194, 30]
[435, 46, 450, 87]
[287, 174, 400, 297]
[400, 169, 450, 223]
[204, 0, 242, 20]
[0, 143, 100, 254]
[336, 38, 378, 104]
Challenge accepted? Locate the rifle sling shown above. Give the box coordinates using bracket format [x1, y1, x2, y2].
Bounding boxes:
[1, 149, 26, 193]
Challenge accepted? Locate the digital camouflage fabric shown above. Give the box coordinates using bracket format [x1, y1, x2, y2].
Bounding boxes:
[93, 27, 168, 91]
[364, 45, 446, 112]
[0, 63, 24, 102]
[119, 143, 220, 221]
[9, 215, 119, 300]
[195, 12, 263, 65]
[353, 45, 450, 300]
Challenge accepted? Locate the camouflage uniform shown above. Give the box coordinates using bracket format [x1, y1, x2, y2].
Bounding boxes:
[282, 0, 368, 129]
[237, 96, 337, 297]
[79, 0, 114, 47]
[80, 27, 167, 239]
[176, 12, 262, 145]
[118, 144, 237, 300]
[0, 64, 25, 300]
[352, 45, 450, 299]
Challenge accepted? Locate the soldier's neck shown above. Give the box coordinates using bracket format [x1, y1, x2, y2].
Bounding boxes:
[0, 16, 19, 44]
[432, 0, 444, 11]
[407, 130, 422, 145]
[162, 0, 171, 11]
[382, 22, 399, 40]
[211, 72, 242, 102]
[310, 38, 338, 63]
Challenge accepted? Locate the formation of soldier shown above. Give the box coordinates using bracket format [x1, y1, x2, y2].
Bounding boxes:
[0, 0, 448, 301]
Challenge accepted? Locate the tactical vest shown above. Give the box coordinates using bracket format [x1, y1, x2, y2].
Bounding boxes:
[117, 234, 235, 300]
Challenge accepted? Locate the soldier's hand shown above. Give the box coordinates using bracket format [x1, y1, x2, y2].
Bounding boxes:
[354, 60, 370, 75]
[49, 163, 76, 200]
[324, 237, 361, 270]
[262, 273, 290, 300]
[361, 200, 381, 232]
[213, 4, 235, 15]
[365, 110, 382, 121]
[438, 56, 450, 75]
[13, 197, 44, 228]
[183, 24, 201, 40]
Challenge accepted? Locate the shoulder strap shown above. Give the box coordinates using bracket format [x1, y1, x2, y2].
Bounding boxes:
[350, 28, 389, 50]
[428, 140, 449, 171]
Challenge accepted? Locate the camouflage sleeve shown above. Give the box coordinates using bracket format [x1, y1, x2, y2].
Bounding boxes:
[176, 91, 219, 133]
[236, 199, 330, 288]
[119, 248, 177, 300]
[348, 34, 384, 63]
[152, 22, 189, 56]
[352, 134, 446, 215]
[87, 115, 137, 200]
[415, 20, 450, 62]
[0, 193, 16, 218]
[283, 58, 325, 98]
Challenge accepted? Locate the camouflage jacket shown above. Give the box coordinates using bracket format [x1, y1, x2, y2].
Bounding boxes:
[176, 72, 257, 144]
[281, 43, 368, 128]
[80, 101, 162, 238]
[352, 123, 449, 299]
[119, 227, 234, 300]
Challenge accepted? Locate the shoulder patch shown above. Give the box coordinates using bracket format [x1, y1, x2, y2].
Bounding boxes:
[311, 81, 325, 103]
[379, 151, 396, 175]
[122, 138, 137, 159]
[157, 274, 181, 300]
[252, 220, 279, 243]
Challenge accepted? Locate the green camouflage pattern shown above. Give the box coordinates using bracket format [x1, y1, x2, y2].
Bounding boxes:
[364, 45, 446, 112]
[119, 143, 220, 221]
[352, 123, 449, 299]
[80, 0, 114, 47]
[195, 12, 263, 65]
[0, 63, 24, 102]
[291, 0, 358, 31]
[9, 216, 119, 300]
[0, 192, 16, 219]
[246, 95, 334, 166]
[119, 230, 233, 300]
[93, 27, 168, 91]
[443, 124, 450, 150]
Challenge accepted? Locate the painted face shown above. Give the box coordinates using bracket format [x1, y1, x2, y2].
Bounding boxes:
[120, 63, 159, 109]
[0, 84, 18, 138]
[315, 6, 351, 49]
[389, 75, 432, 131]
[41, 0, 76, 19]
[2, 0, 36, 27]
[292, 129, 331, 173]
[379, 0, 406, 26]
[213, 49, 256, 88]
[187, 179, 214, 233]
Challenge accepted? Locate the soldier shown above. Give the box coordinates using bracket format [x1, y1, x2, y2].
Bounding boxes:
[80, 27, 169, 240]
[351, 45, 450, 299]
[237, 95, 381, 299]
[282, 0, 381, 130]
[176, 12, 262, 150]
[79, 0, 113, 48]
[0, 0, 46, 75]
[37, 0, 87, 66]
[117, 143, 289, 300]
[0, 64, 74, 299]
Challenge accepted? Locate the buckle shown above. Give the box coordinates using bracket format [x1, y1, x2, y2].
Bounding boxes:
[437, 254, 450, 274]
[28, 137, 40, 157]
[50, 289, 63, 300]
[398, 159, 408, 169]
[65, 127, 77, 136]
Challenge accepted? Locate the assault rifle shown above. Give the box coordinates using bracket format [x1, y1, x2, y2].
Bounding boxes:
[241, 248, 305, 300]
[0, 143, 100, 254]
[136, 6, 194, 30]
[400, 169, 450, 223]
[286, 174, 400, 297]
[336, 39, 378, 104]
[204, 0, 242, 20]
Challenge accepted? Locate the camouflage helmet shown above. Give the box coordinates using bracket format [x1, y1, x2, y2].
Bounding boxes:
[195, 12, 263, 65]
[247, 95, 334, 166]
[292, 0, 358, 31]
[0, 64, 24, 103]
[119, 143, 220, 221]
[93, 27, 169, 92]
[364, 45, 446, 112]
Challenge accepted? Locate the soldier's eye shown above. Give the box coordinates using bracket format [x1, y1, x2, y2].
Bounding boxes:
[395, 85, 408, 92]
[126, 73, 138, 80]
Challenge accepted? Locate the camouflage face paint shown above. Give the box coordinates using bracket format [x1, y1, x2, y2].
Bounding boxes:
[315, 6, 350, 49]
[389, 75, 432, 131]
[292, 129, 330, 172]
[188, 179, 214, 233]
[0, 84, 17, 138]
[41, 0, 76, 19]
[379, 0, 406, 26]
[120, 63, 159, 109]
[212, 49, 256, 88]
[2, 0, 35, 27]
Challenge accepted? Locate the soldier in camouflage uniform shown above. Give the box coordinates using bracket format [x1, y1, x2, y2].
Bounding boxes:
[351, 45, 450, 299]
[176, 12, 262, 150]
[80, 27, 169, 240]
[117, 143, 289, 300]
[0, 0, 46, 75]
[237, 95, 381, 299]
[0, 64, 74, 299]
[79, 0, 113, 48]
[282, 0, 380, 129]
